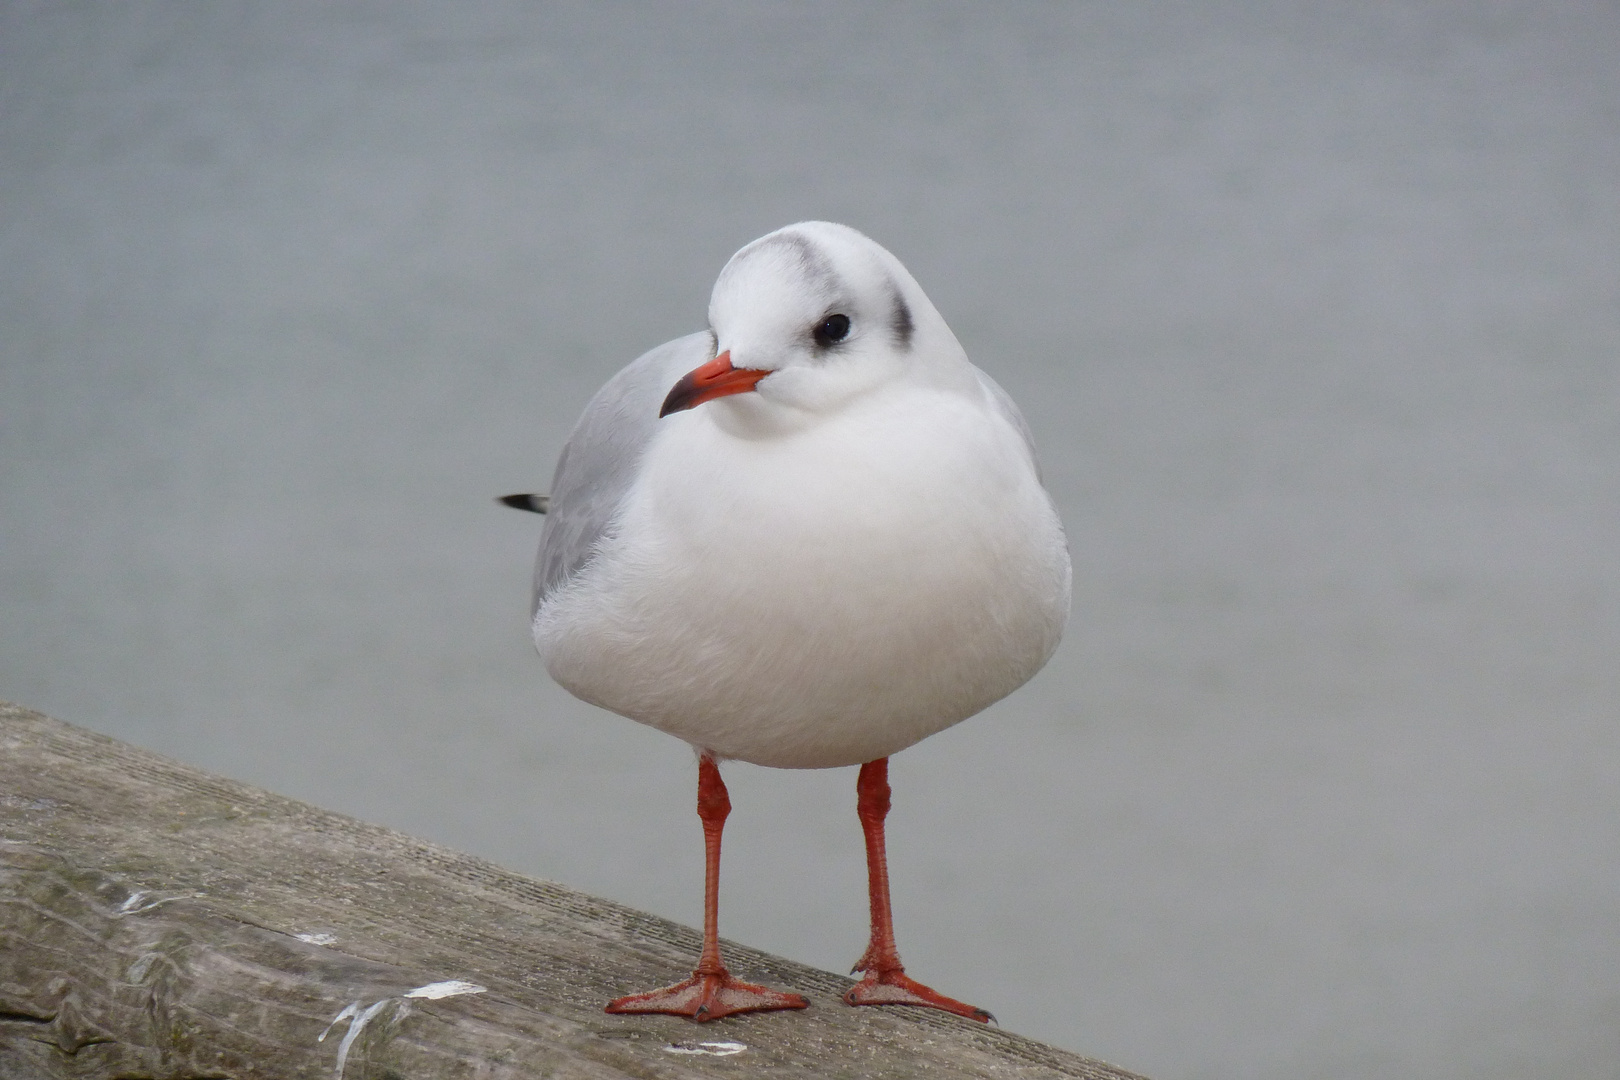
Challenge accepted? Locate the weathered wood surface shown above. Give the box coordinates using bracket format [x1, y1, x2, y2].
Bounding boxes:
[0, 702, 1148, 1080]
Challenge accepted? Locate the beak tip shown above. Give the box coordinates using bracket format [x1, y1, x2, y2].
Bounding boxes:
[657, 351, 765, 418]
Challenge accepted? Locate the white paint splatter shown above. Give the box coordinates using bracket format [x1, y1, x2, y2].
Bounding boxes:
[318, 1001, 362, 1044]
[320, 999, 393, 1079]
[297, 932, 338, 945]
[403, 979, 486, 1000]
[317, 981, 484, 1077]
[663, 1041, 747, 1056]
[115, 890, 204, 915]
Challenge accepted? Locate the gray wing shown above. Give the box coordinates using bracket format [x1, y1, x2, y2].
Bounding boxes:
[532, 331, 714, 615]
[972, 366, 1044, 481]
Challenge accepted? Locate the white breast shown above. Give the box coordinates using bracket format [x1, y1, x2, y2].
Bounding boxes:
[534, 381, 1071, 769]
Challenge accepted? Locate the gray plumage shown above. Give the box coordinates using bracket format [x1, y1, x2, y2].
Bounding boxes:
[532, 331, 714, 615]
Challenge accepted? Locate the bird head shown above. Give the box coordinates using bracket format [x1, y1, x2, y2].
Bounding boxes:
[659, 222, 965, 420]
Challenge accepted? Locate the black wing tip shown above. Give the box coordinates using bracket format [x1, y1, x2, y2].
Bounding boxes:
[497, 493, 549, 514]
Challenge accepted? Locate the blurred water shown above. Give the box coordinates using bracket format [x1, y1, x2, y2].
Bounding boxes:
[2, 4, 1617, 1078]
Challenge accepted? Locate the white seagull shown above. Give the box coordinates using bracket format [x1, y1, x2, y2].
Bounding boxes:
[507, 222, 1071, 1022]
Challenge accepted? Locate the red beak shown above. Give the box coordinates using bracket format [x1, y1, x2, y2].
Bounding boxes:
[659, 351, 769, 417]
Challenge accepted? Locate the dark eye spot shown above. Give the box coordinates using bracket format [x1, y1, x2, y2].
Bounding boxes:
[812, 313, 850, 347]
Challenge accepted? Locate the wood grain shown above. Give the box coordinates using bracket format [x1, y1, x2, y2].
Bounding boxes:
[0, 702, 1148, 1079]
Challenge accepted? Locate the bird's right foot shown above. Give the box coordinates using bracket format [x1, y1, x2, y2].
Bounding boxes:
[606, 970, 808, 1022]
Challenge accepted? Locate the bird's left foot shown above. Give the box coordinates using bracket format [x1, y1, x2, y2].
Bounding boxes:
[843, 967, 993, 1022]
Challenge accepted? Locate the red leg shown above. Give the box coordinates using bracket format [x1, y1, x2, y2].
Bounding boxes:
[606, 755, 808, 1021]
[844, 758, 992, 1022]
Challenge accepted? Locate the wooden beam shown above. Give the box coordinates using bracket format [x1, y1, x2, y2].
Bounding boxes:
[0, 702, 1149, 1079]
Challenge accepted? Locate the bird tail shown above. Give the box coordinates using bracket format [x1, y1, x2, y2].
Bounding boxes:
[496, 493, 549, 514]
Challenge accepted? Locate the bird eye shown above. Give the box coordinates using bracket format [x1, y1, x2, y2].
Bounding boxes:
[812, 313, 851, 347]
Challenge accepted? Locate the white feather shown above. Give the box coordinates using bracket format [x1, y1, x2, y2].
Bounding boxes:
[532, 222, 1070, 769]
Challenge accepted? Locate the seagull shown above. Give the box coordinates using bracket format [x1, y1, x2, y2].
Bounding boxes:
[504, 222, 1070, 1022]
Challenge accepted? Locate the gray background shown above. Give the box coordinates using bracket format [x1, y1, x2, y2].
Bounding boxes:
[3, 3, 1617, 1077]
